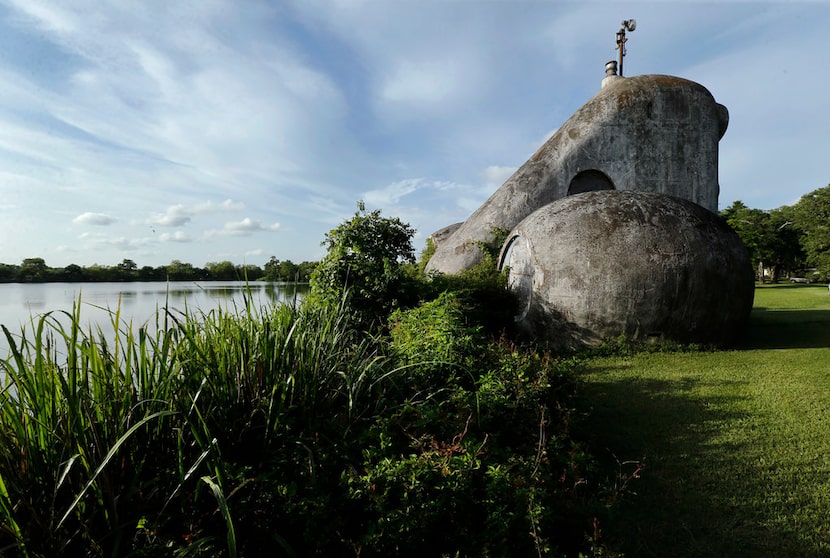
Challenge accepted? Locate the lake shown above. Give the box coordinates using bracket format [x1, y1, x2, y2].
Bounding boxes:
[0, 281, 306, 356]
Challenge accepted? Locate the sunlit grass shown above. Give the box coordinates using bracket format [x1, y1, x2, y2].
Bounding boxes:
[579, 283, 830, 557]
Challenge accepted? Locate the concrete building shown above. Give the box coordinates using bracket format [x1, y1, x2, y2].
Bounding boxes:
[426, 64, 729, 276]
[425, 63, 754, 347]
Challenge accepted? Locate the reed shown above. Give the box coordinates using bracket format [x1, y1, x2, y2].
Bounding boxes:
[0, 295, 394, 557]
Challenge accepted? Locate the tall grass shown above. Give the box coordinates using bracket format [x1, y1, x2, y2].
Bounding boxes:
[0, 296, 393, 557]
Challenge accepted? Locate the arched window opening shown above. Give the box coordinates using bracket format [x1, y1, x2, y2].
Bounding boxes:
[567, 169, 615, 196]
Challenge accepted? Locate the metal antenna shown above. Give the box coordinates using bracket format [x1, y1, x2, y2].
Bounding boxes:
[616, 19, 636, 77]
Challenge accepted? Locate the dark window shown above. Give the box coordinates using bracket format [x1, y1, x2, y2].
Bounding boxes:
[567, 169, 615, 195]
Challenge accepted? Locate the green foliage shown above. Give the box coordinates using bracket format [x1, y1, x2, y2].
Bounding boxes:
[345, 343, 590, 557]
[792, 184, 830, 279]
[388, 291, 485, 389]
[262, 257, 316, 282]
[0, 289, 600, 556]
[309, 202, 416, 327]
[0, 258, 312, 284]
[0, 208, 617, 557]
[720, 201, 804, 282]
[421, 228, 518, 337]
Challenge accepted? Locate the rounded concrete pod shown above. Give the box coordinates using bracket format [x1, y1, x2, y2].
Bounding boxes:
[499, 190, 754, 348]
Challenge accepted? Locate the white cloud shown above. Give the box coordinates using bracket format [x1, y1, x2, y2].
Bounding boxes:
[380, 59, 466, 108]
[72, 212, 116, 225]
[146, 205, 191, 227]
[144, 199, 245, 227]
[159, 231, 192, 243]
[206, 218, 281, 238]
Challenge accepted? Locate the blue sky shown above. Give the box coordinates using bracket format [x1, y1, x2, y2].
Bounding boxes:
[0, 1, 827, 268]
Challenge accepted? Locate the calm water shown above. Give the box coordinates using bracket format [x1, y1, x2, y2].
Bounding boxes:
[0, 281, 306, 356]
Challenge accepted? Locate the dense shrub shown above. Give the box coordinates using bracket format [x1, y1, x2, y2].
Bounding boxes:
[309, 202, 417, 328]
[388, 291, 486, 390]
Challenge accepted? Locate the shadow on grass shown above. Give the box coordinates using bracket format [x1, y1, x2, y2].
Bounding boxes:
[577, 369, 815, 557]
[741, 308, 830, 349]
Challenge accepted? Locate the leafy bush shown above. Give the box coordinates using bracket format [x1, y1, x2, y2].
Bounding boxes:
[419, 227, 519, 337]
[309, 202, 417, 328]
[388, 291, 485, 390]
[344, 342, 593, 557]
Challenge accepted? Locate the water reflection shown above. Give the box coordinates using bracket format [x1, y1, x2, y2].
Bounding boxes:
[0, 281, 309, 356]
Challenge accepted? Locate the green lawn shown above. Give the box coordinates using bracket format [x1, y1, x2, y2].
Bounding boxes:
[579, 284, 830, 557]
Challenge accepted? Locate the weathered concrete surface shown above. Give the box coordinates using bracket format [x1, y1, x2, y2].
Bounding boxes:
[427, 222, 463, 252]
[426, 74, 729, 275]
[500, 191, 754, 348]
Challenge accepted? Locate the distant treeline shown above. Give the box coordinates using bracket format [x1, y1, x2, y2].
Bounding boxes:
[0, 257, 318, 284]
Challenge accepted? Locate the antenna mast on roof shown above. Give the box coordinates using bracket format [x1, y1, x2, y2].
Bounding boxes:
[616, 19, 636, 76]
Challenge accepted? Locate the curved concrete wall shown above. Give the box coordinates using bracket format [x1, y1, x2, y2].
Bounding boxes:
[500, 191, 754, 348]
[426, 74, 729, 275]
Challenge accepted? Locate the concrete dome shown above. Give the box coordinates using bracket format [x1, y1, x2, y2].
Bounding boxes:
[499, 190, 754, 348]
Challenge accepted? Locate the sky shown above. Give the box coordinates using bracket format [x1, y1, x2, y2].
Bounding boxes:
[0, 0, 827, 269]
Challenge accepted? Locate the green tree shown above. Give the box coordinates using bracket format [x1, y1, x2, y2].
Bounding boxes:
[119, 259, 137, 271]
[18, 258, 48, 282]
[236, 264, 263, 281]
[278, 260, 299, 281]
[263, 256, 281, 281]
[167, 260, 197, 281]
[205, 261, 237, 281]
[62, 264, 85, 282]
[720, 201, 802, 282]
[138, 266, 163, 281]
[0, 263, 18, 282]
[309, 202, 416, 326]
[792, 184, 830, 279]
[296, 261, 317, 282]
[767, 206, 805, 279]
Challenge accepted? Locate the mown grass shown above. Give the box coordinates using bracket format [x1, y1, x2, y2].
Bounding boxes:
[579, 284, 830, 557]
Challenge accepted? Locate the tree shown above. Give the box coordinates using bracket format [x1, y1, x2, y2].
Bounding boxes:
[792, 184, 830, 279]
[119, 259, 138, 271]
[19, 258, 48, 282]
[0, 263, 18, 282]
[296, 261, 317, 282]
[167, 260, 197, 281]
[205, 261, 237, 281]
[720, 201, 804, 282]
[263, 257, 281, 281]
[310, 202, 416, 326]
[62, 264, 85, 282]
[236, 264, 264, 281]
[278, 260, 299, 281]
